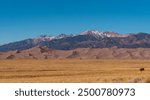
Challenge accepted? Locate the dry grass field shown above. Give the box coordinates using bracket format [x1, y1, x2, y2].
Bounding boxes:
[0, 59, 150, 83]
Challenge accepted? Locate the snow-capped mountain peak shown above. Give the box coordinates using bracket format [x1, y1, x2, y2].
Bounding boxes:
[55, 33, 73, 39]
[81, 30, 115, 38]
[33, 35, 55, 43]
[80, 30, 126, 38]
[33, 33, 74, 43]
[81, 30, 101, 35]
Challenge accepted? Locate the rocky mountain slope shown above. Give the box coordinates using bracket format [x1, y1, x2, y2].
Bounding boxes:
[0, 30, 150, 51]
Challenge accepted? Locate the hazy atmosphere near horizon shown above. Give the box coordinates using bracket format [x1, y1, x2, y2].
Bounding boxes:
[0, 0, 150, 43]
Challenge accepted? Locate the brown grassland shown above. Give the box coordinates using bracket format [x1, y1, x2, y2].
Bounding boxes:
[0, 59, 150, 83]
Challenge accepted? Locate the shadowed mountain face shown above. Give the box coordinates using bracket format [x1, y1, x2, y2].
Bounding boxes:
[0, 46, 150, 59]
[0, 31, 150, 51]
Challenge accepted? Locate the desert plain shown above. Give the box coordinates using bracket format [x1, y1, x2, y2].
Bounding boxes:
[0, 59, 149, 83]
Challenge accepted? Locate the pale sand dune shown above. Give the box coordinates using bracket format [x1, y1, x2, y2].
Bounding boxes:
[0, 47, 150, 59]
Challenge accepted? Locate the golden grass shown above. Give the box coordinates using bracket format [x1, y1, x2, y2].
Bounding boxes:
[0, 59, 150, 83]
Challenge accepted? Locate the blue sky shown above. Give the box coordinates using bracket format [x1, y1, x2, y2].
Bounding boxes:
[0, 0, 150, 43]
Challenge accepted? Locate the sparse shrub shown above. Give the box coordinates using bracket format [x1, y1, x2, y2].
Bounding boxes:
[130, 77, 144, 83]
[139, 67, 144, 72]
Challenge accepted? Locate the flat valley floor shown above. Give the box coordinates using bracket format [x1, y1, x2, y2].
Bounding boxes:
[0, 59, 150, 83]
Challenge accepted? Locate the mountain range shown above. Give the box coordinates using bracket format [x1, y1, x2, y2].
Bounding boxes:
[0, 30, 150, 51]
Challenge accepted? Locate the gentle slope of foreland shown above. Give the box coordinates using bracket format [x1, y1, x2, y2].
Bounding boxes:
[0, 59, 149, 83]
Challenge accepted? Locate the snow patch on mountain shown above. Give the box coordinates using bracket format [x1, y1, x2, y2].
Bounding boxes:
[55, 34, 74, 39]
[81, 30, 128, 38]
[81, 30, 114, 38]
[33, 30, 127, 44]
[33, 33, 74, 43]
